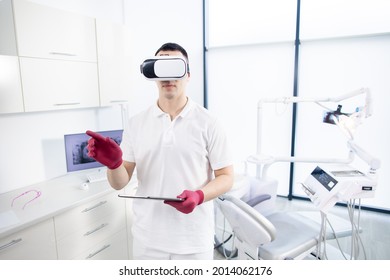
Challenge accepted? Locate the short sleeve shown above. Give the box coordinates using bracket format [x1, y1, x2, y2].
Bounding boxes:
[207, 118, 233, 170]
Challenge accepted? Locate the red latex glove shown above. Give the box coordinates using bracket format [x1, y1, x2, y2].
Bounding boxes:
[86, 130, 123, 169]
[164, 190, 204, 214]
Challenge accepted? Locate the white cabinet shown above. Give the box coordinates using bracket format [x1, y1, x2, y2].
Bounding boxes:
[12, 0, 97, 62]
[0, 0, 133, 114]
[0, 0, 100, 113]
[0, 0, 17, 55]
[0, 218, 57, 260]
[11, 0, 99, 112]
[54, 191, 128, 260]
[20, 57, 99, 112]
[0, 55, 24, 114]
[96, 19, 132, 106]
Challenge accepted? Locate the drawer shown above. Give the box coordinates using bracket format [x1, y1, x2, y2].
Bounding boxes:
[55, 191, 125, 239]
[73, 229, 129, 260]
[57, 211, 125, 259]
[0, 218, 56, 260]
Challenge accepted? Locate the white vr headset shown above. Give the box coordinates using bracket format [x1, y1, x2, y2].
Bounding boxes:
[140, 56, 189, 81]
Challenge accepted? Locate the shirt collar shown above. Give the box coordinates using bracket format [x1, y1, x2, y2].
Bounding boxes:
[178, 97, 193, 118]
[152, 100, 166, 118]
[152, 97, 193, 119]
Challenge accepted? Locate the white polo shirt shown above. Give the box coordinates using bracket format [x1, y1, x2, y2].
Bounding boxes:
[120, 98, 232, 254]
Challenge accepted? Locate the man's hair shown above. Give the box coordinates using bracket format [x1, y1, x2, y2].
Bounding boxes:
[155, 42, 188, 60]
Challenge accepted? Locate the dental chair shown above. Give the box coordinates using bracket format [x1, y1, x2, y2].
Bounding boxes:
[214, 89, 376, 260]
[215, 194, 355, 260]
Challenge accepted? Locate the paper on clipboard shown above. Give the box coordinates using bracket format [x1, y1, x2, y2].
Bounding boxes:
[118, 194, 184, 202]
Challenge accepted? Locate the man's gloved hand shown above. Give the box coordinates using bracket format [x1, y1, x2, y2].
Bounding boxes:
[86, 130, 123, 169]
[164, 190, 204, 214]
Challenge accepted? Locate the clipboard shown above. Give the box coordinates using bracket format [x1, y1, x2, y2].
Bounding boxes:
[118, 194, 184, 202]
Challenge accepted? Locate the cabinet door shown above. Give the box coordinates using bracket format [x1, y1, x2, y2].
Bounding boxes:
[20, 57, 99, 112]
[0, 55, 24, 113]
[96, 19, 132, 106]
[13, 0, 96, 62]
[0, 218, 57, 260]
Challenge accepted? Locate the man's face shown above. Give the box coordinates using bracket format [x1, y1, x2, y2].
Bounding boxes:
[155, 50, 190, 100]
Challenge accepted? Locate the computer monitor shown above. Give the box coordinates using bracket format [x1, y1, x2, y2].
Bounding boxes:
[64, 130, 123, 172]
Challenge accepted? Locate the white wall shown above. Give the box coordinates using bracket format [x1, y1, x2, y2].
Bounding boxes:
[207, 44, 295, 195]
[0, 0, 204, 194]
[207, 0, 297, 195]
[123, 0, 204, 115]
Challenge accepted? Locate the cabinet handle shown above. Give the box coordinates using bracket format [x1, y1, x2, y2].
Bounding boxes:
[0, 238, 22, 251]
[81, 201, 107, 213]
[49, 52, 76, 57]
[84, 223, 108, 236]
[110, 100, 128, 103]
[85, 244, 110, 259]
[53, 102, 81, 106]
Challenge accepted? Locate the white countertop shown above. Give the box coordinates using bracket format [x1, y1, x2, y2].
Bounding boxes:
[0, 169, 136, 239]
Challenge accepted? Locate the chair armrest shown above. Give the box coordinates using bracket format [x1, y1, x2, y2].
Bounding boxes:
[246, 194, 271, 207]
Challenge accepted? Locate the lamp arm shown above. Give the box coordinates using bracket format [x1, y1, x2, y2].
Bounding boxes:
[347, 140, 381, 171]
[257, 88, 369, 105]
[328, 87, 368, 103]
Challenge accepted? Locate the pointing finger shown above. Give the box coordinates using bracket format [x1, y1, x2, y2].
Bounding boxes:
[86, 130, 106, 142]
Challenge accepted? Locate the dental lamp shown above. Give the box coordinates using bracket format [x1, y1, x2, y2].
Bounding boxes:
[301, 89, 380, 213]
[319, 88, 380, 173]
[248, 88, 377, 175]
[246, 88, 380, 212]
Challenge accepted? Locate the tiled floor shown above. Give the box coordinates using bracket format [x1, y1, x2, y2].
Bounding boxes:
[214, 196, 390, 260]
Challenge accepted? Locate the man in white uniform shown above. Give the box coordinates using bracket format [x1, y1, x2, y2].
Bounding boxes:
[86, 42, 234, 260]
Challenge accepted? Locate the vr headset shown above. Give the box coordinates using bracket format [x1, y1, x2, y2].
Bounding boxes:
[140, 56, 189, 81]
